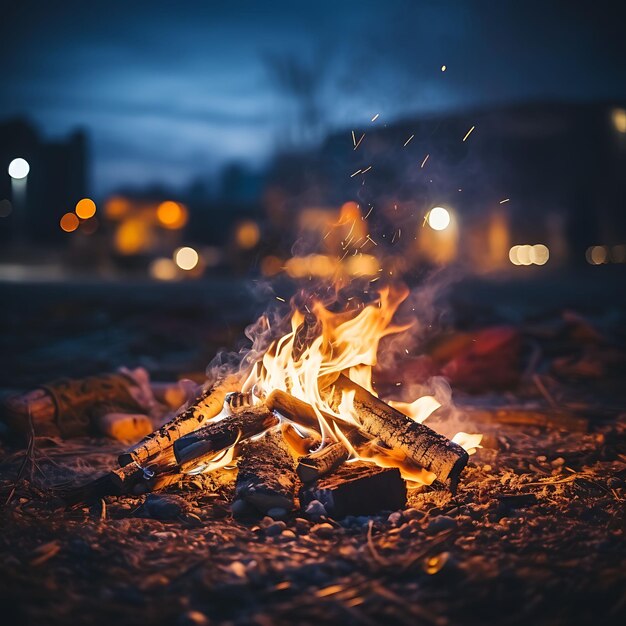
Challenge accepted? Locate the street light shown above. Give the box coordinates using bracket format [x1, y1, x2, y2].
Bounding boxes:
[8, 158, 30, 180]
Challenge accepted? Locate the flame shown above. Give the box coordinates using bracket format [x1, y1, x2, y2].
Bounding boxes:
[239, 285, 481, 484]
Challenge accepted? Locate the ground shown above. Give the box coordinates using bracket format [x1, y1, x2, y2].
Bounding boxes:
[0, 273, 625, 626]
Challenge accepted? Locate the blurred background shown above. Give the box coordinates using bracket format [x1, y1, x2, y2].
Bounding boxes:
[1, 0, 626, 387]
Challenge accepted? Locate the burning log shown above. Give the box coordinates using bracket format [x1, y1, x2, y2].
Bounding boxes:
[173, 405, 278, 465]
[232, 430, 297, 517]
[331, 375, 469, 490]
[265, 389, 329, 431]
[118, 374, 241, 467]
[297, 429, 366, 483]
[300, 462, 406, 518]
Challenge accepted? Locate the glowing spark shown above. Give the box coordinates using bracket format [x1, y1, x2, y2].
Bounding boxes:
[420, 154, 430, 168]
[462, 126, 475, 142]
[354, 133, 365, 150]
[371, 113, 379, 122]
[350, 169, 362, 178]
[441, 65, 447, 72]
[351, 130, 356, 146]
[403, 134, 414, 147]
[364, 206, 373, 220]
[499, 198, 510, 204]
[275, 296, 286, 302]
[361, 165, 372, 174]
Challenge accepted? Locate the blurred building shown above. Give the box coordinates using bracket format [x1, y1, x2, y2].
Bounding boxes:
[0, 118, 88, 244]
[265, 101, 626, 270]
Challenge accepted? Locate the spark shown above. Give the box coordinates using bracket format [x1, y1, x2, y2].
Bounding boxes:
[364, 206, 373, 220]
[499, 198, 510, 204]
[420, 154, 430, 168]
[275, 296, 286, 302]
[323, 231, 331, 239]
[351, 130, 356, 146]
[403, 134, 414, 147]
[366, 234, 378, 246]
[462, 126, 475, 142]
[361, 165, 372, 174]
[405, 349, 409, 354]
[350, 169, 362, 178]
[354, 133, 365, 150]
[371, 113, 379, 122]
[441, 65, 447, 72]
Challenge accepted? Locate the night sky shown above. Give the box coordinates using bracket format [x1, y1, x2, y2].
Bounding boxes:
[1, 0, 625, 196]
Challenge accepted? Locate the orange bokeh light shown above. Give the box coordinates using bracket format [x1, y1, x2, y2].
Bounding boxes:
[60, 212, 80, 233]
[157, 201, 188, 229]
[75, 198, 96, 219]
[105, 196, 131, 219]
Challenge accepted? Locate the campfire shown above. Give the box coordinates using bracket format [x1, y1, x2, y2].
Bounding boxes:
[42, 283, 482, 519]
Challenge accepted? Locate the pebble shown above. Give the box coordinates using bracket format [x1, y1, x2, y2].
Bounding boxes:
[294, 518, 310, 534]
[387, 511, 403, 526]
[551, 457, 565, 468]
[264, 521, 287, 537]
[311, 523, 335, 538]
[143, 494, 186, 520]
[403, 508, 423, 521]
[281, 529, 297, 540]
[304, 500, 327, 521]
[426, 515, 457, 534]
[482, 464, 492, 472]
[536, 455, 547, 463]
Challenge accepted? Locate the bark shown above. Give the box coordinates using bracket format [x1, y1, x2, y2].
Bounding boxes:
[232, 430, 296, 516]
[118, 374, 241, 467]
[331, 375, 469, 490]
[173, 405, 278, 464]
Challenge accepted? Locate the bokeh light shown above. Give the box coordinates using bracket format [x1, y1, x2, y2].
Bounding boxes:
[261, 256, 283, 277]
[150, 257, 178, 281]
[587, 245, 608, 265]
[427, 206, 451, 231]
[235, 220, 261, 249]
[174, 246, 199, 270]
[8, 158, 30, 180]
[75, 198, 96, 219]
[80, 217, 99, 235]
[612, 108, 626, 134]
[60, 212, 79, 233]
[530, 243, 549, 265]
[115, 219, 150, 255]
[105, 196, 131, 219]
[157, 201, 188, 229]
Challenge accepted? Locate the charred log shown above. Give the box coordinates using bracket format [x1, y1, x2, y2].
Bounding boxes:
[173, 405, 278, 465]
[232, 430, 297, 517]
[300, 461, 406, 518]
[118, 374, 241, 467]
[331, 375, 469, 490]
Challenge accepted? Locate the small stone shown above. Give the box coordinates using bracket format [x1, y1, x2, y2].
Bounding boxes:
[267, 507, 288, 520]
[143, 494, 186, 520]
[281, 529, 297, 540]
[264, 521, 287, 537]
[403, 508, 423, 521]
[427, 515, 457, 534]
[294, 517, 310, 534]
[178, 610, 210, 626]
[482, 464, 492, 472]
[536, 455, 547, 463]
[311, 523, 335, 538]
[260, 516, 275, 528]
[551, 457, 565, 468]
[387, 511, 403, 526]
[231, 499, 254, 518]
[304, 500, 327, 521]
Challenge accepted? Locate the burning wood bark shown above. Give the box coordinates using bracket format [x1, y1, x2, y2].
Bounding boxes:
[232, 430, 297, 518]
[173, 405, 278, 465]
[331, 375, 469, 490]
[118, 374, 241, 467]
[297, 429, 365, 482]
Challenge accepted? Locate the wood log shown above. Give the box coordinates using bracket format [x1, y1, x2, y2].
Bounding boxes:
[266, 389, 346, 432]
[461, 406, 588, 432]
[297, 428, 366, 483]
[173, 405, 278, 464]
[330, 375, 469, 490]
[300, 462, 406, 518]
[118, 374, 241, 467]
[232, 430, 296, 517]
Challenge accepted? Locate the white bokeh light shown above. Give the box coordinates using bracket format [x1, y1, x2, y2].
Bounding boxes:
[427, 206, 451, 231]
[174, 246, 199, 271]
[8, 158, 30, 180]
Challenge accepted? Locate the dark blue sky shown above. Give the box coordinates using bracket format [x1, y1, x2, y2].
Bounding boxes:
[1, 0, 625, 196]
